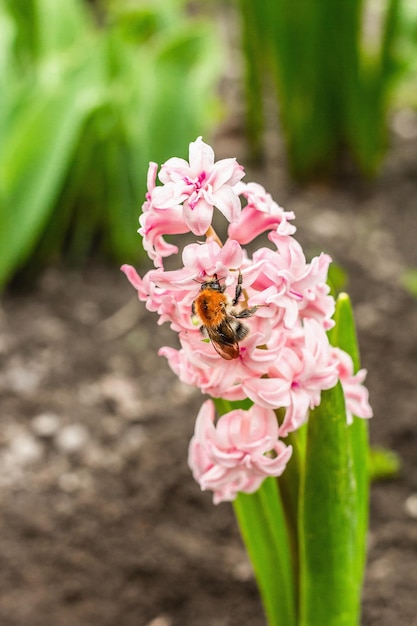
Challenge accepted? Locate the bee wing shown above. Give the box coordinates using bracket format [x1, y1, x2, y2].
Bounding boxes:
[206, 322, 240, 360]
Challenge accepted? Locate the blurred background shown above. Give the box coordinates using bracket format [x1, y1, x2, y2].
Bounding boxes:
[0, 1, 416, 625]
[1, 0, 417, 289]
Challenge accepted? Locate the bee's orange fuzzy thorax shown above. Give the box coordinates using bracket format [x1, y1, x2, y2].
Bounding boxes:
[193, 290, 227, 327]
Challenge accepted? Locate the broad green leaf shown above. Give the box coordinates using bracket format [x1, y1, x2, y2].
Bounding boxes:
[329, 293, 361, 369]
[214, 399, 296, 626]
[0, 45, 106, 288]
[138, 24, 221, 165]
[276, 424, 306, 615]
[299, 381, 360, 626]
[234, 479, 296, 626]
[99, 132, 141, 262]
[238, 0, 266, 160]
[35, 0, 92, 58]
[329, 293, 370, 584]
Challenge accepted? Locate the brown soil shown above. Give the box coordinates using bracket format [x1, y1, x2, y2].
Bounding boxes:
[0, 121, 416, 625]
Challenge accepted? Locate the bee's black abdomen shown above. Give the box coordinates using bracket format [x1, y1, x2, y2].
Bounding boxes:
[229, 319, 249, 341]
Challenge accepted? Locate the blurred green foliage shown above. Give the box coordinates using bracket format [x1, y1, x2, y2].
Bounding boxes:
[395, 0, 417, 107]
[401, 268, 417, 297]
[369, 446, 402, 480]
[238, 0, 410, 180]
[0, 0, 221, 289]
[327, 263, 349, 296]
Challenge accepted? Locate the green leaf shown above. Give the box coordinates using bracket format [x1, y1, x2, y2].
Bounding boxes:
[0, 48, 105, 288]
[236, 0, 402, 178]
[329, 293, 370, 584]
[327, 262, 348, 295]
[277, 424, 306, 617]
[234, 479, 296, 626]
[238, 0, 266, 160]
[35, 0, 92, 58]
[214, 399, 296, 626]
[329, 293, 361, 369]
[369, 446, 401, 481]
[299, 381, 361, 626]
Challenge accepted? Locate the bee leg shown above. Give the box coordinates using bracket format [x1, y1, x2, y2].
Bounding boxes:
[234, 306, 259, 319]
[232, 270, 243, 306]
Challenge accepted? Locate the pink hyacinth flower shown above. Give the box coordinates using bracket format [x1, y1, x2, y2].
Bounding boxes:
[228, 182, 296, 244]
[152, 136, 245, 236]
[188, 400, 292, 504]
[139, 207, 190, 268]
[242, 234, 334, 331]
[241, 320, 339, 435]
[331, 347, 373, 424]
[182, 238, 245, 281]
[138, 161, 189, 267]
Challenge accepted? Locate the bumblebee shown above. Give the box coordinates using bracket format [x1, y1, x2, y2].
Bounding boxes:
[192, 272, 257, 360]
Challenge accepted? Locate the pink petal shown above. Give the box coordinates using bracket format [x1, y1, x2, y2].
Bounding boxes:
[208, 158, 244, 189]
[243, 377, 292, 410]
[187, 400, 293, 504]
[151, 182, 188, 208]
[209, 185, 242, 223]
[158, 157, 190, 183]
[188, 136, 215, 173]
[120, 264, 144, 293]
[183, 197, 214, 235]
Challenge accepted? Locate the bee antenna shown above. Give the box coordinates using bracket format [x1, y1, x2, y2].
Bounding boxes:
[193, 273, 226, 286]
[193, 274, 211, 285]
